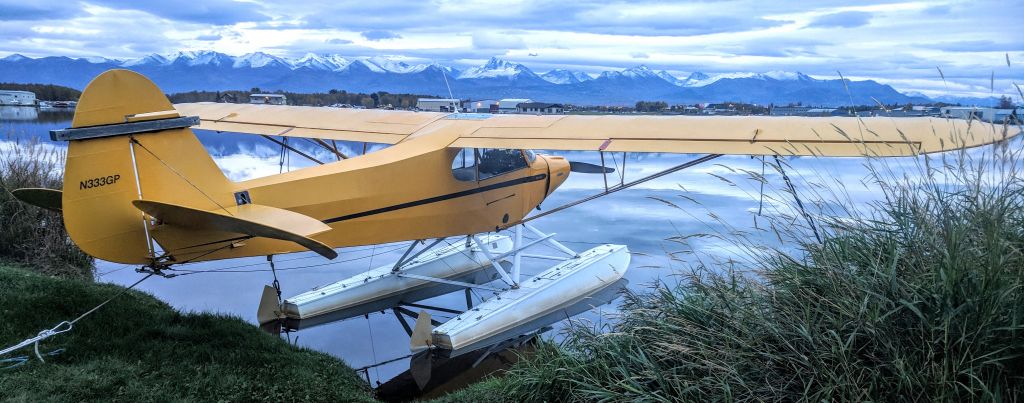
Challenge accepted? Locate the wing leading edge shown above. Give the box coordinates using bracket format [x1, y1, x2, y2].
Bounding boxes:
[448, 114, 1020, 157]
[174, 102, 447, 144]
[175, 103, 1020, 157]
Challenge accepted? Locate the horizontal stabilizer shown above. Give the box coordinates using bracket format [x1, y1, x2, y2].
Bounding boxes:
[133, 200, 338, 259]
[11, 188, 62, 212]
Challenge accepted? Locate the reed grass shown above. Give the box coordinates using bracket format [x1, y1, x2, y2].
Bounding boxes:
[0, 136, 93, 279]
[438, 132, 1024, 402]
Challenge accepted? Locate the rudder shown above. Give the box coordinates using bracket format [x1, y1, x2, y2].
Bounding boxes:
[61, 69, 233, 264]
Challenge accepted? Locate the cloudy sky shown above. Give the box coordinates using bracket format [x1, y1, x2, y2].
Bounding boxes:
[1, 0, 1021, 98]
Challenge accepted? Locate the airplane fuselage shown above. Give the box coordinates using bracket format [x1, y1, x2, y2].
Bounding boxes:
[146, 121, 571, 263]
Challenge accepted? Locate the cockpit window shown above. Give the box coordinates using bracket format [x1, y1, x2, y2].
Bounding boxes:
[452, 148, 528, 181]
[478, 148, 528, 180]
[451, 148, 477, 181]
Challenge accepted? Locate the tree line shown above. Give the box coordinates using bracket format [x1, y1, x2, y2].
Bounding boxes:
[0, 83, 81, 101]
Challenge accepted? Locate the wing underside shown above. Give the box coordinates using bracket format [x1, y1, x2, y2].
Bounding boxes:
[448, 114, 1019, 157]
[174, 103, 1020, 157]
[174, 102, 447, 144]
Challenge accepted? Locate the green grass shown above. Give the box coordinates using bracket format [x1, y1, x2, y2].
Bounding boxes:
[436, 144, 1024, 402]
[0, 264, 374, 402]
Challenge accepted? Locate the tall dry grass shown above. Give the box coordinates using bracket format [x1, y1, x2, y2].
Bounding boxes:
[0, 137, 93, 278]
[439, 130, 1024, 402]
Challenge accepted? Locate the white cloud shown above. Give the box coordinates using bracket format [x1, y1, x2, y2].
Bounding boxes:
[471, 31, 526, 50]
[0, 0, 1020, 97]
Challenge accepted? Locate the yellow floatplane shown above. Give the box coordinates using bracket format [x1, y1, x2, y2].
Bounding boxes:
[11, 69, 1020, 387]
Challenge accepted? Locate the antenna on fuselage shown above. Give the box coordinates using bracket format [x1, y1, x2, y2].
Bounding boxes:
[441, 67, 459, 114]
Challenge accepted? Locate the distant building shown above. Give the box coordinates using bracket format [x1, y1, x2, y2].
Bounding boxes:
[416, 98, 462, 112]
[702, 103, 739, 115]
[678, 106, 701, 114]
[805, 108, 846, 117]
[250, 93, 287, 105]
[516, 102, 564, 114]
[497, 98, 532, 113]
[941, 106, 1020, 123]
[467, 99, 498, 113]
[877, 109, 930, 118]
[912, 105, 940, 115]
[0, 90, 36, 106]
[768, 106, 848, 117]
[770, 106, 813, 116]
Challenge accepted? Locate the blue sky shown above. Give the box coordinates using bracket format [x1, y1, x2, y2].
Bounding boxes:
[0, 0, 1021, 98]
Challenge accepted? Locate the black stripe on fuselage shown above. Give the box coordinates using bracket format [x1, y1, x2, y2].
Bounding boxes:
[322, 173, 547, 224]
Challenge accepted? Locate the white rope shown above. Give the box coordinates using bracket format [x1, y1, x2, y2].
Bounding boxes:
[0, 321, 72, 362]
[0, 273, 153, 364]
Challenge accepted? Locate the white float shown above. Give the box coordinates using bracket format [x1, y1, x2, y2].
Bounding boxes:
[263, 234, 513, 330]
[429, 244, 629, 354]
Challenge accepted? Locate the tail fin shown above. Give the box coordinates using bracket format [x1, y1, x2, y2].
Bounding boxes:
[410, 310, 434, 352]
[61, 69, 233, 264]
[257, 285, 283, 325]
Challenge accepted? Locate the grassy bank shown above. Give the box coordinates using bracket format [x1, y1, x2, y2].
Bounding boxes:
[437, 145, 1024, 402]
[0, 264, 373, 402]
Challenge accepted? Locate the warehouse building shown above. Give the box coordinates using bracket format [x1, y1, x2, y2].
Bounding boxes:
[0, 90, 36, 106]
[417, 98, 462, 112]
[941, 106, 1020, 123]
[516, 102, 564, 114]
[497, 98, 531, 113]
[250, 93, 287, 105]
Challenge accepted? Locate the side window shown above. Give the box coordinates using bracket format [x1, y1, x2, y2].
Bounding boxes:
[451, 148, 477, 181]
[478, 148, 528, 180]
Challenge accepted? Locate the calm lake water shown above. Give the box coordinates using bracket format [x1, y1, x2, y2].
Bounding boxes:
[0, 105, 960, 384]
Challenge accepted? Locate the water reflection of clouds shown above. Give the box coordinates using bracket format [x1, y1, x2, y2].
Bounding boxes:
[194, 130, 392, 181]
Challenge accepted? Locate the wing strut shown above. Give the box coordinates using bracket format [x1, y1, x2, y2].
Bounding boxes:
[261, 135, 325, 165]
[507, 153, 723, 228]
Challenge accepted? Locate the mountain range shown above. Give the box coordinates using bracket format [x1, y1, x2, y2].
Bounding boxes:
[0, 50, 997, 106]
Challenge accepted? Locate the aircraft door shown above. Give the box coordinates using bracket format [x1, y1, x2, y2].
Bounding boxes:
[476, 148, 530, 227]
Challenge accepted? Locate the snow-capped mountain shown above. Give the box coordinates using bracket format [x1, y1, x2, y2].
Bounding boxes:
[359, 56, 416, 74]
[82, 56, 120, 64]
[679, 72, 710, 87]
[598, 65, 666, 81]
[293, 53, 350, 71]
[457, 57, 538, 80]
[232, 52, 291, 69]
[655, 70, 683, 86]
[0, 50, 949, 106]
[120, 50, 232, 67]
[679, 71, 815, 87]
[541, 69, 593, 84]
[122, 53, 169, 67]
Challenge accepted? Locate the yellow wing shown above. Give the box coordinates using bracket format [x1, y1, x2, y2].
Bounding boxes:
[174, 103, 1020, 157]
[447, 114, 1020, 157]
[174, 102, 447, 144]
